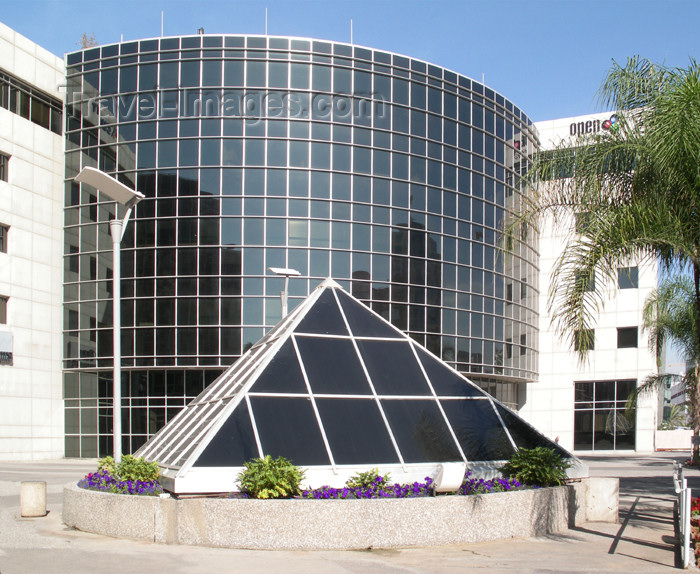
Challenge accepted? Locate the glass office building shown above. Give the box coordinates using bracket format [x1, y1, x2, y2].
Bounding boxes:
[63, 35, 539, 458]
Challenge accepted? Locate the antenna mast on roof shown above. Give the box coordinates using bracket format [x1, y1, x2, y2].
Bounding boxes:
[350, 18, 353, 44]
[161, 11, 164, 37]
[265, 7, 268, 35]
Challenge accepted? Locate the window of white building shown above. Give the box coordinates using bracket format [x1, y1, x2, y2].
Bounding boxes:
[0, 296, 8, 324]
[617, 327, 638, 348]
[0, 153, 8, 182]
[618, 266, 639, 289]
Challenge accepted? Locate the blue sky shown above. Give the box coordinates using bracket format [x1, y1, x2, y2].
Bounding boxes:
[2, 0, 697, 121]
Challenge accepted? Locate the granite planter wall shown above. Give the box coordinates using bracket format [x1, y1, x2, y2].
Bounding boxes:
[656, 429, 694, 451]
[63, 477, 618, 550]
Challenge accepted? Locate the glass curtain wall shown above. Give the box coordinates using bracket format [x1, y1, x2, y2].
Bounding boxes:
[63, 35, 539, 457]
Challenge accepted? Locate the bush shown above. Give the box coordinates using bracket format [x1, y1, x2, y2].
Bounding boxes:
[97, 455, 117, 475]
[345, 468, 391, 490]
[237, 455, 305, 499]
[98, 454, 160, 482]
[116, 455, 160, 482]
[499, 447, 571, 487]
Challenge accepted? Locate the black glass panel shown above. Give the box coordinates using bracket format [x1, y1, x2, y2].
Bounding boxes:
[357, 340, 431, 396]
[416, 348, 485, 397]
[616, 380, 636, 401]
[593, 408, 615, 450]
[336, 289, 402, 339]
[615, 409, 636, 450]
[253, 339, 307, 394]
[296, 337, 372, 395]
[574, 410, 593, 450]
[250, 396, 329, 465]
[494, 403, 570, 457]
[381, 400, 462, 463]
[294, 288, 348, 336]
[441, 399, 516, 461]
[194, 402, 258, 467]
[316, 398, 399, 465]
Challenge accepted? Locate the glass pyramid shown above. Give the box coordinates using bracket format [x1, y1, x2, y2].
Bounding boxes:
[137, 279, 573, 493]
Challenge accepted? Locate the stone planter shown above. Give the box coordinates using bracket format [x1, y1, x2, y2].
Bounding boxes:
[656, 429, 694, 450]
[63, 477, 617, 550]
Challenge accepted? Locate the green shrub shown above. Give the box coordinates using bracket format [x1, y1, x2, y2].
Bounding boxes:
[97, 455, 160, 482]
[116, 455, 160, 482]
[237, 455, 305, 499]
[499, 447, 571, 487]
[345, 468, 391, 490]
[97, 455, 117, 475]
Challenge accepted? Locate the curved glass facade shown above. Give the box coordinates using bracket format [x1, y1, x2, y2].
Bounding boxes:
[63, 35, 539, 457]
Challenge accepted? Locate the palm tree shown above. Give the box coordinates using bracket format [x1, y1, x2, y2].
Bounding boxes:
[639, 275, 699, 451]
[508, 56, 700, 449]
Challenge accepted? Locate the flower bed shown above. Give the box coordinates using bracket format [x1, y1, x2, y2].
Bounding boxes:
[78, 469, 163, 497]
[299, 472, 525, 499]
[691, 496, 700, 565]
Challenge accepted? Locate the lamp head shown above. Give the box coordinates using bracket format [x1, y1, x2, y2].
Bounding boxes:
[75, 166, 144, 207]
[268, 267, 301, 277]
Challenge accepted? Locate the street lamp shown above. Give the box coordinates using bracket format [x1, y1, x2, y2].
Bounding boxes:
[267, 267, 301, 317]
[74, 166, 144, 463]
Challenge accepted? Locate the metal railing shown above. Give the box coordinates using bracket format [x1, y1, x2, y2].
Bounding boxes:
[673, 460, 692, 569]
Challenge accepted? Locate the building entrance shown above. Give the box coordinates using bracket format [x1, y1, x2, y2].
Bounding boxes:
[574, 380, 636, 451]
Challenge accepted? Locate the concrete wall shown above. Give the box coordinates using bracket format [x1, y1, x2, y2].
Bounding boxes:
[0, 22, 65, 460]
[63, 477, 618, 550]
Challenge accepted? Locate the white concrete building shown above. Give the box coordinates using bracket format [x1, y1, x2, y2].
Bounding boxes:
[0, 22, 65, 459]
[521, 113, 659, 454]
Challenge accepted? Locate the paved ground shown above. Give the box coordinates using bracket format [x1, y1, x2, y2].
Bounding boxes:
[0, 452, 695, 573]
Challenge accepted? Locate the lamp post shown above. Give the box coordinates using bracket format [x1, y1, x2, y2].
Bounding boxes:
[74, 167, 144, 463]
[267, 267, 301, 317]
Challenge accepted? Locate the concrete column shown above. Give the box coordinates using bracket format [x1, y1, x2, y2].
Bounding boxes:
[20, 481, 47, 517]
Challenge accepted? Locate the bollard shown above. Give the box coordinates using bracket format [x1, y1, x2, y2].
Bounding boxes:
[20, 481, 47, 517]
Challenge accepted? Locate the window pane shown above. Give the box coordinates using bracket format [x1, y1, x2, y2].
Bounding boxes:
[296, 337, 372, 394]
[194, 402, 258, 466]
[381, 399, 461, 462]
[250, 396, 329, 465]
[441, 399, 515, 460]
[357, 340, 431, 396]
[316, 398, 399, 465]
[617, 327, 638, 348]
[618, 266, 638, 289]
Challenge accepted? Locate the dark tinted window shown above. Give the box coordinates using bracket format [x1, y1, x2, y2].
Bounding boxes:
[441, 399, 516, 460]
[296, 337, 371, 394]
[250, 396, 329, 465]
[316, 398, 399, 464]
[617, 327, 638, 348]
[252, 340, 308, 393]
[356, 340, 431, 396]
[194, 402, 258, 466]
[618, 267, 638, 289]
[295, 289, 348, 335]
[381, 399, 461, 462]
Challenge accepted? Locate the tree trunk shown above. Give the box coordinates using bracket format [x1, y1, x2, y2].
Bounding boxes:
[695, 369, 700, 464]
[693, 263, 700, 463]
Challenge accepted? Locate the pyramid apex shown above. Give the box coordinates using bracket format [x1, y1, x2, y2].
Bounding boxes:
[317, 277, 344, 290]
